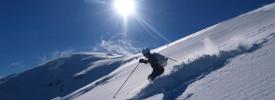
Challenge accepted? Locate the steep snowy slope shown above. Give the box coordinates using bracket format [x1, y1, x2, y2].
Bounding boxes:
[0, 52, 127, 100]
[177, 33, 275, 100]
[58, 2, 275, 100]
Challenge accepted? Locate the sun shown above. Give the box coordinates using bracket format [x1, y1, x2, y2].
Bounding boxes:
[113, 0, 136, 17]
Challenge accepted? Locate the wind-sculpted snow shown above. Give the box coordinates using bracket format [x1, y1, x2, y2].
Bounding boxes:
[131, 33, 274, 100]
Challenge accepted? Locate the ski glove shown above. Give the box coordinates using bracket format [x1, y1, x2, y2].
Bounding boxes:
[139, 59, 147, 63]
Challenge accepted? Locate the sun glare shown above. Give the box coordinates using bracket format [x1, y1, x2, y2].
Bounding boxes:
[113, 0, 136, 17]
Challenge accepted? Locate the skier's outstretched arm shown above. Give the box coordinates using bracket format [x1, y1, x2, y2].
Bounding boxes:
[139, 59, 149, 64]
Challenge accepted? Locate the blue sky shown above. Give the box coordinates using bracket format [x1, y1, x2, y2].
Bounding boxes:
[0, 0, 274, 77]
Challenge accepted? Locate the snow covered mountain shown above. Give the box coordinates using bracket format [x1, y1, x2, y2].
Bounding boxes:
[0, 52, 129, 100]
[1, 2, 275, 100]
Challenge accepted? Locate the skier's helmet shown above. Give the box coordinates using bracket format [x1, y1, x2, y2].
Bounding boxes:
[142, 48, 151, 57]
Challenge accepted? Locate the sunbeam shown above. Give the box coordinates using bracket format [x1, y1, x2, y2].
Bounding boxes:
[113, 0, 137, 36]
[136, 16, 171, 43]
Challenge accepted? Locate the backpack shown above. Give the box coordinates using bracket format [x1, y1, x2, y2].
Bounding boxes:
[153, 53, 168, 67]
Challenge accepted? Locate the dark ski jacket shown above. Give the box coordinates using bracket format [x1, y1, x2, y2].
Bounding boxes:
[139, 54, 164, 71]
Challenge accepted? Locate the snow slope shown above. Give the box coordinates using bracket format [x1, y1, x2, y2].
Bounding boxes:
[58, 2, 275, 100]
[177, 33, 275, 100]
[0, 52, 127, 100]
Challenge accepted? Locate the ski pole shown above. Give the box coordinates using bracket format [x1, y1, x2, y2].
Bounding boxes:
[167, 56, 178, 62]
[159, 53, 178, 62]
[113, 63, 140, 98]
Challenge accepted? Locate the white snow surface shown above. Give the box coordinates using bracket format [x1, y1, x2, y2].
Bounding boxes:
[61, 3, 275, 100]
[1, 2, 275, 100]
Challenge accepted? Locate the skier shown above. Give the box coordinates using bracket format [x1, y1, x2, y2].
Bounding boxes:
[139, 48, 168, 80]
[113, 48, 171, 98]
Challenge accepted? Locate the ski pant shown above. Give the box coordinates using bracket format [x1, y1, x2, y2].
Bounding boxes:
[148, 68, 164, 80]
